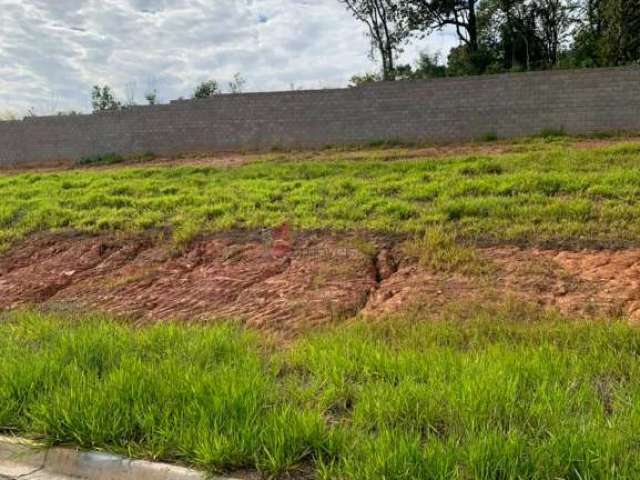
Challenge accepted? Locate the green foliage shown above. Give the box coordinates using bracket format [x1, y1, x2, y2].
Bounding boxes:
[349, 72, 382, 87]
[3, 309, 640, 477]
[76, 153, 124, 166]
[572, 0, 640, 67]
[228, 73, 246, 94]
[446, 45, 499, 76]
[395, 52, 450, 80]
[348, 0, 635, 79]
[340, 0, 409, 81]
[91, 85, 121, 113]
[75, 152, 155, 168]
[480, 131, 498, 142]
[538, 127, 567, 138]
[410, 52, 448, 78]
[144, 89, 157, 105]
[193, 80, 219, 99]
[350, 51, 472, 84]
[4, 140, 640, 251]
[0, 311, 315, 477]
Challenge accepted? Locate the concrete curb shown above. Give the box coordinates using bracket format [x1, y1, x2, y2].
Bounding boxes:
[0, 435, 238, 480]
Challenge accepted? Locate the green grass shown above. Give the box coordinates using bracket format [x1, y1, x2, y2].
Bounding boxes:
[3, 139, 640, 251]
[2, 308, 640, 479]
[402, 225, 485, 273]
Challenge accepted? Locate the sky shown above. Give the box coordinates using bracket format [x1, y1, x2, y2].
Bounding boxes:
[0, 0, 458, 116]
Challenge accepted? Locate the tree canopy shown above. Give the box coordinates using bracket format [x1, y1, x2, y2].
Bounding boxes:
[193, 80, 220, 99]
[340, 0, 640, 81]
[91, 85, 121, 112]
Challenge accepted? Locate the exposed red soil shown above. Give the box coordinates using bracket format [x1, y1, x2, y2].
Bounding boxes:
[2, 231, 640, 333]
[364, 247, 639, 321]
[0, 231, 378, 333]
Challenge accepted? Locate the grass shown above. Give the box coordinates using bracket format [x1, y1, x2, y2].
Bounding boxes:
[2, 308, 640, 479]
[4, 135, 640, 479]
[2, 138, 640, 250]
[402, 225, 484, 274]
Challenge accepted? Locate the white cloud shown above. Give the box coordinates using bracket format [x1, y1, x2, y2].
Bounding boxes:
[0, 0, 458, 115]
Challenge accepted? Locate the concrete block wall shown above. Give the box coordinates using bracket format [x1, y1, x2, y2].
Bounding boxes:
[1, 67, 639, 167]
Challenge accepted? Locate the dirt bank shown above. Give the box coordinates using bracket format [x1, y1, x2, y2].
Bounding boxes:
[1, 230, 639, 334]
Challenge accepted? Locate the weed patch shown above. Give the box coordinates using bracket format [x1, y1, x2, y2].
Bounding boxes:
[76, 152, 124, 166]
[2, 309, 640, 478]
[402, 225, 487, 274]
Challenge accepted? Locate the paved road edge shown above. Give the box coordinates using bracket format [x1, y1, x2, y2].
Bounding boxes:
[0, 435, 238, 480]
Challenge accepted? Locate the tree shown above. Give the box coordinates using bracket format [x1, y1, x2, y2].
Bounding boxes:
[399, 0, 507, 73]
[475, 0, 576, 71]
[144, 89, 158, 105]
[349, 72, 383, 86]
[571, 0, 604, 66]
[350, 52, 447, 85]
[400, 0, 481, 53]
[597, 0, 640, 65]
[534, 0, 577, 67]
[411, 52, 449, 77]
[339, 0, 409, 80]
[565, 0, 639, 66]
[479, 0, 538, 70]
[91, 85, 121, 112]
[228, 73, 246, 94]
[193, 80, 219, 99]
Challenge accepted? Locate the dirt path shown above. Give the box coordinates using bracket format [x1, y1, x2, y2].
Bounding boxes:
[2, 231, 639, 333]
[3, 137, 639, 176]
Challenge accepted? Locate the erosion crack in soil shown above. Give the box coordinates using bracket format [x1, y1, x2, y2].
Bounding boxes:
[2, 231, 640, 333]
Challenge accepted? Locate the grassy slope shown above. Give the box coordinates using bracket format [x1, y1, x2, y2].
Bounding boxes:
[5, 138, 640, 479]
[2, 309, 640, 479]
[2, 138, 640, 251]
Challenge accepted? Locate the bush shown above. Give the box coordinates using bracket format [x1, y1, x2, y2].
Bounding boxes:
[76, 153, 124, 166]
[538, 127, 567, 138]
[480, 131, 498, 142]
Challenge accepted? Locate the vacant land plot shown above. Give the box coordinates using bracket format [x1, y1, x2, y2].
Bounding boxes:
[3, 136, 640, 479]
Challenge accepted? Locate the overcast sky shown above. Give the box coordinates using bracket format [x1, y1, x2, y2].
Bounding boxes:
[0, 0, 458, 115]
